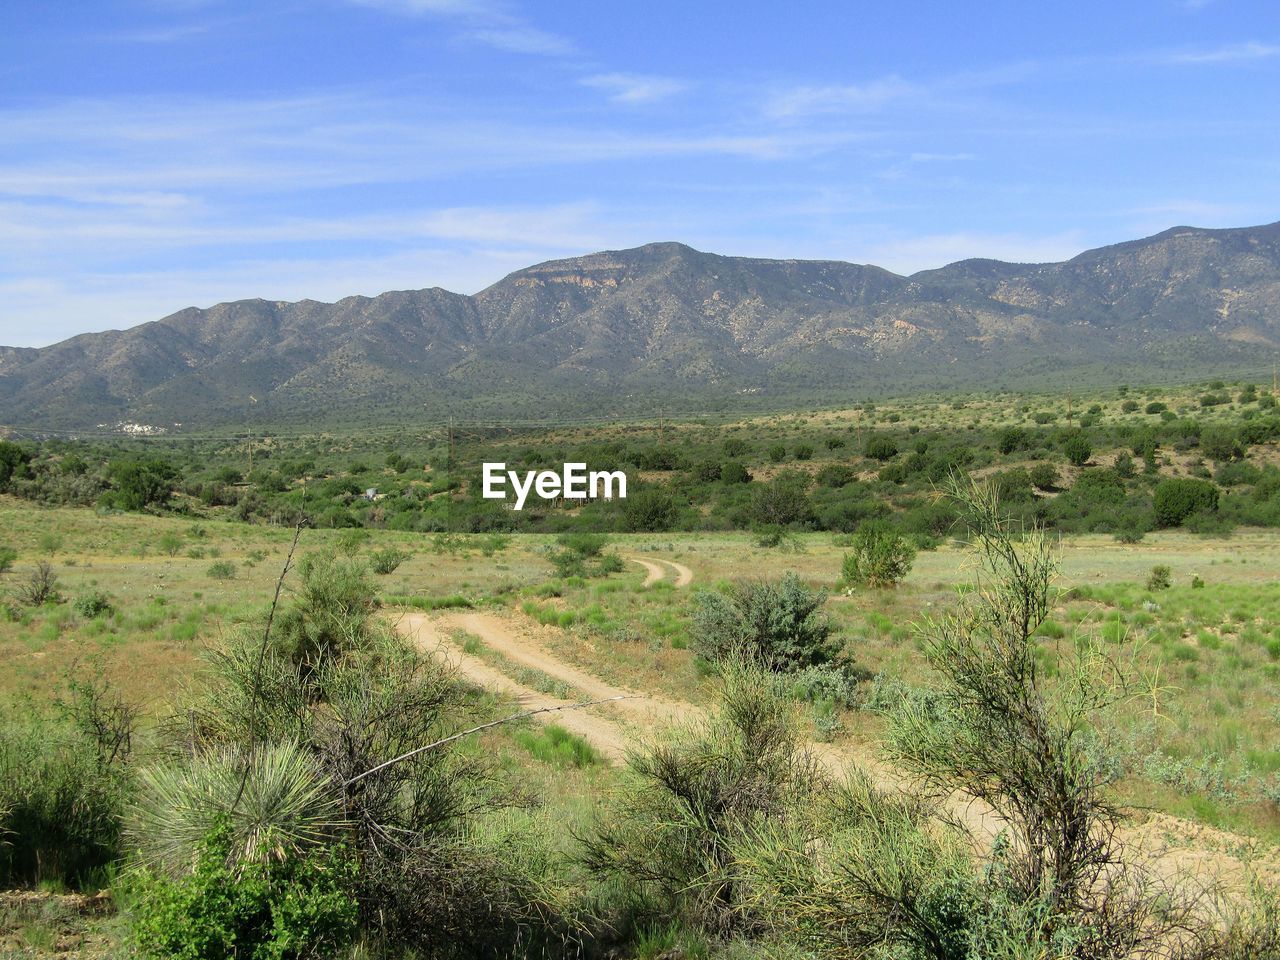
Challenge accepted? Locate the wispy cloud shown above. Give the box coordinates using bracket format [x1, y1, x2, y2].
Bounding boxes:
[909, 152, 973, 163]
[346, 0, 575, 57]
[763, 76, 916, 119]
[459, 25, 574, 56]
[580, 73, 686, 104]
[1144, 41, 1280, 65]
[105, 21, 216, 44]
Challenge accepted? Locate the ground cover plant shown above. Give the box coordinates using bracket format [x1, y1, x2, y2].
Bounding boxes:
[2, 382, 1280, 956]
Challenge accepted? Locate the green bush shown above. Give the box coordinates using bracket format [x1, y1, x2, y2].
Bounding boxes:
[1029, 462, 1058, 491]
[272, 552, 375, 669]
[582, 662, 824, 934]
[1201, 425, 1242, 462]
[865, 435, 899, 461]
[368, 547, 411, 575]
[620, 488, 679, 532]
[0, 719, 128, 888]
[129, 822, 358, 960]
[0, 440, 32, 490]
[1153, 477, 1219, 528]
[748, 472, 813, 528]
[1147, 565, 1172, 591]
[840, 521, 915, 589]
[207, 560, 237, 580]
[1062, 433, 1092, 467]
[74, 591, 115, 619]
[103, 459, 178, 512]
[691, 573, 839, 672]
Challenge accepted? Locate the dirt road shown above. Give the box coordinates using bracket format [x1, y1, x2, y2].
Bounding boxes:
[625, 556, 694, 587]
[392, 608, 1279, 890]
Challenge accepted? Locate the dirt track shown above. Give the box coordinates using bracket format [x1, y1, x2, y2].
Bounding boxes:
[392, 608, 1280, 891]
[625, 556, 693, 587]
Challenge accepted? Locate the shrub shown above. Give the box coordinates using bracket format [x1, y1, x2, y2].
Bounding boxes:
[997, 427, 1026, 455]
[158, 532, 183, 557]
[865, 435, 898, 461]
[1201, 425, 1242, 462]
[691, 573, 839, 672]
[207, 560, 237, 580]
[0, 440, 31, 490]
[792, 443, 814, 461]
[103, 458, 178, 511]
[0, 719, 129, 888]
[620, 488, 679, 532]
[272, 552, 375, 670]
[1146, 565, 1172, 591]
[16, 561, 61, 606]
[74, 591, 114, 619]
[816, 463, 855, 488]
[0, 545, 15, 575]
[128, 742, 338, 874]
[720, 461, 751, 484]
[1062, 433, 1092, 467]
[369, 547, 411, 575]
[748, 472, 813, 528]
[693, 460, 721, 482]
[129, 822, 358, 960]
[840, 521, 915, 589]
[582, 662, 824, 934]
[1029, 462, 1058, 491]
[1153, 477, 1219, 527]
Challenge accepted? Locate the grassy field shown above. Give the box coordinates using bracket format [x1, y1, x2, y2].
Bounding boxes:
[5, 382, 1280, 956]
[3, 497, 1278, 842]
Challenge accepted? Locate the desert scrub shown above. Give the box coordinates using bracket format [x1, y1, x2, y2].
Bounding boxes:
[691, 572, 839, 672]
[369, 546, 411, 575]
[840, 520, 916, 589]
[206, 560, 237, 580]
[0, 717, 130, 888]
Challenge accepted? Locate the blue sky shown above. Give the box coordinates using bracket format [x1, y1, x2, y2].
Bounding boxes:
[2, 0, 1279, 346]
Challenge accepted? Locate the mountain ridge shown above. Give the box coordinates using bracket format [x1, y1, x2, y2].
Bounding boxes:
[3, 222, 1280, 430]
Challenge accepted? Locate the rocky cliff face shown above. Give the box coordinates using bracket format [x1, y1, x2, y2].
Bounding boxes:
[4, 223, 1279, 429]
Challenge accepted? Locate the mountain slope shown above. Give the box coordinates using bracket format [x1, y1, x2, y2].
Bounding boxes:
[3, 223, 1280, 430]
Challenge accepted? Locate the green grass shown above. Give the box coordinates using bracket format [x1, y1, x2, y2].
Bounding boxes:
[512, 723, 602, 768]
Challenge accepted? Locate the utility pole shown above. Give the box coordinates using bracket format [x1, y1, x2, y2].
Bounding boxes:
[247, 395, 258, 475]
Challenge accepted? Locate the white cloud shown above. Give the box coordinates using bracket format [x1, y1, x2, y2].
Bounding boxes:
[908, 152, 974, 163]
[581, 73, 686, 104]
[1145, 41, 1280, 65]
[345, 0, 575, 57]
[460, 26, 573, 55]
[763, 76, 916, 119]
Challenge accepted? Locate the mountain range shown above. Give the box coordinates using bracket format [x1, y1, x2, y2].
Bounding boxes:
[3, 221, 1280, 431]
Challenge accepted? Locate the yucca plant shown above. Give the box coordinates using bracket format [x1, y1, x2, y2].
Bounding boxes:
[128, 740, 342, 874]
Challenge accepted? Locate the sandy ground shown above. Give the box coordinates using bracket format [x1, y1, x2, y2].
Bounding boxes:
[393, 598, 1280, 895]
[625, 556, 693, 587]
